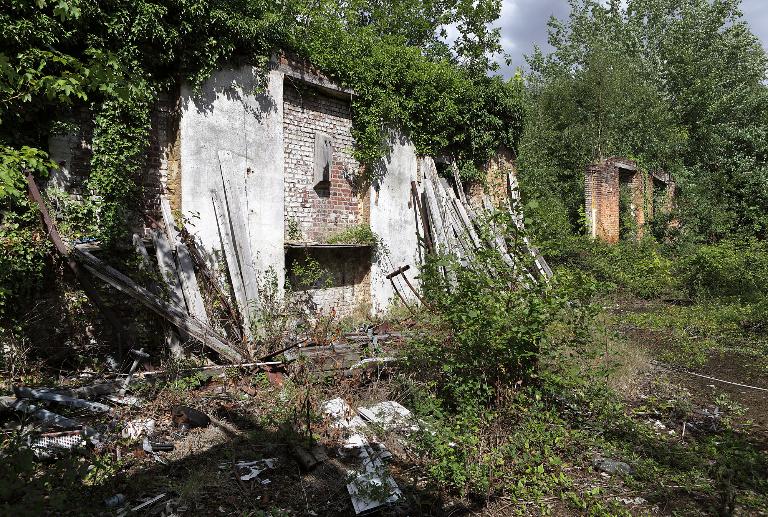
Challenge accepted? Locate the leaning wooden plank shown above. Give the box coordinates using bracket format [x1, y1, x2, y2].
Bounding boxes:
[451, 163, 467, 204]
[506, 172, 553, 280]
[410, 181, 433, 253]
[435, 177, 471, 259]
[133, 234, 185, 354]
[152, 228, 187, 309]
[25, 172, 128, 355]
[175, 243, 210, 323]
[423, 179, 449, 254]
[212, 191, 251, 337]
[14, 387, 111, 413]
[72, 247, 245, 363]
[160, 198, 210, 325]
[180, 226, 243, 339]
[450, 197, 482, 249]
[217, 150, 259, 303]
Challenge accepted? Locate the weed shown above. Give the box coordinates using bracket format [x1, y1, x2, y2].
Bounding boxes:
[325, 224, 378, 247]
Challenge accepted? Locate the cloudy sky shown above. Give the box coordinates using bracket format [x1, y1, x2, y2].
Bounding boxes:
[493, 0, 768, 77]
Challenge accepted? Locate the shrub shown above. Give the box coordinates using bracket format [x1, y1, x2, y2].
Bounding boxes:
[325, 224, 378, 246]
[407, 222, 599, 410]
[543, 236, 676, 299]
[676, 240, 768, 301]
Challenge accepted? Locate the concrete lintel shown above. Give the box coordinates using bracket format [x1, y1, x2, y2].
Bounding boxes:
[271, 54, 355, 99]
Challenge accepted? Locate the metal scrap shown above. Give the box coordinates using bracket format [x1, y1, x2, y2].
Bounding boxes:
[14, 386, 111, 413]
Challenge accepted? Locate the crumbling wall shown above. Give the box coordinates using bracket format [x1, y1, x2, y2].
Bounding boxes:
[369, 133, 422, 314]
[287, 247, 371, 318]
[585, 157, 651, 243]
[283, 81, 359, 242]
[179, 66, 285, 296]
[47, 105, 171, 239]
[47, 111, 93, 196]
[468, 146, 516, 209]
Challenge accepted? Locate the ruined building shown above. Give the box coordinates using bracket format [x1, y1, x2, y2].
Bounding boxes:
[48, 56, 486, 323]
[585, 157, 675, 243]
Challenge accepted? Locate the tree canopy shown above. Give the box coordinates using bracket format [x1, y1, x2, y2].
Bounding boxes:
[519, 0, 768, 243]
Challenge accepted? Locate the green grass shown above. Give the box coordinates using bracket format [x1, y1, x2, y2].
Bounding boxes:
[616, 300, 768, 369]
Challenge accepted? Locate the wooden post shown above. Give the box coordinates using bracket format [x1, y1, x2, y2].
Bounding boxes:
[25, 172, 127, 356]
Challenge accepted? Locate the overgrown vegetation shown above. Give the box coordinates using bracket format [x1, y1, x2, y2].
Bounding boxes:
[2, 0, 768, 515]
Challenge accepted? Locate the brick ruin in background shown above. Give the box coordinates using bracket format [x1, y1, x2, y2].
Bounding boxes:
[585, 157, 675, 243]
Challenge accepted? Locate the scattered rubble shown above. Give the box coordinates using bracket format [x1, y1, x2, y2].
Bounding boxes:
[322, 398, 403, 514]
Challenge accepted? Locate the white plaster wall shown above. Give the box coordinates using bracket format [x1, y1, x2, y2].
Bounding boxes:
[369, 133, 423, 314]
[47, 134, 77, 190]
[180, 66, 285, 300]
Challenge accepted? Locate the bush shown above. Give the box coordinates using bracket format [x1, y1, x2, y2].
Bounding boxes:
[543, 236, 676, 299]
[407, 220, 599, 410]
[676, 240, 768, 301]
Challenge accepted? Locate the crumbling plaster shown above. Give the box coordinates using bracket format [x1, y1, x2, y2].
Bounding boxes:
[178, 64, 423, 317]
[369, 134, 423, 314]
[179, 66, 286, 299]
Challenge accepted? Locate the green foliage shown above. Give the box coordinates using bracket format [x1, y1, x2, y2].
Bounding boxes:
[544, 236, 676, 299]
[0, 197, 49, 316]
[288, 253, 329, 289]
[408, 215, 600, 409]
[89, 93, 153, 244]
[0, 146, 52, 200]
[325, 224, 377, 246]
[45, 187, 101, 240]
[518, 0, 768, 242]
[676, 239, 768, 301]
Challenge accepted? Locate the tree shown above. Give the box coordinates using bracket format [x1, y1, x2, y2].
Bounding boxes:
[518, 0, 768, 242]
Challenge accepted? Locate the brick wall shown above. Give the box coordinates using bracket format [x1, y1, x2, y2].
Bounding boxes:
[585, 157, 651, 243]
[46, 96, 179, 243]
[467, 146, 515, 209]
[283, 81, 360, 242]
[286, 247, 371, 319]
[144, 92, 180, 232]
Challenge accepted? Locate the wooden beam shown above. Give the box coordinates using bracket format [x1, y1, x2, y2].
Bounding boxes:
[410, 181, 433, 253]
[152, 229, 187, 309]
[134, 234, 185, 354]
[160, 198, 210, 325]
[25, 172, 127, 356]
[72, 247, 245, 363]
[212, 191, 252, 338]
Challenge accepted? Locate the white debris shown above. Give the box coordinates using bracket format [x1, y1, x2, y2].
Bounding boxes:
[357, 401, 418, 433]
[619, 496, 647, 505]
[348, 357, 398, 370]
[322, 398, 402, 514]
[103, 394, 140, 406]
[122, 419, 155, 439]
[221, 458, 278, 482]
